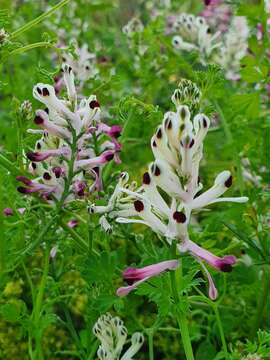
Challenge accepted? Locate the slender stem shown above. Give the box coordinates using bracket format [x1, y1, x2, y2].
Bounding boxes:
[32, 243, 50, 359]
[213, 304, 228, 359]
[2, 42, 57, 63]
[0, 154, 21, 175]
[9, 0, 71, 39]
[148, 329, 154, 360]
[170, 267, 194, 360]
[251, 269, 270, 338]
[213, 101, 233, 143]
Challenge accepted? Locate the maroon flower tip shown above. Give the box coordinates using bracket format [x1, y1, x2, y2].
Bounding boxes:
[220, 263, 233, 272]
[77, 189, 85, 197]
[225, 175, 233, 188]
[42, 88, 50, 96]
[152, 140, 157, 147]
[156, 128, 162, 139]
[110, 125, 122, 138]
[34, 115, 44, 125]
[37, 87, 42, 95]
[153, 165, 161, 176]
[134, 200, 144, 212]
[165, 118, 172, 130]
[105, 153, 114, 161]
[189, 138, 195, 148]
[89, 100, 100, 109]
[204, 0, 212, 5]
[173, 211, 186, 223]
[203, 117, 208, 128]
[26, 152, 39, 161]
[142, 172, 151, 185]
[17, 186, 29, 194]
[3, 208, 13, 217]
[16, 176, 32, 186]
[43, 172, 51, 180]
[52, 166, 62, 178]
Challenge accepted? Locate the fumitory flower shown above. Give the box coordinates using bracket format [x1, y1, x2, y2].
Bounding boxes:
[117, 259, 179, 296]
[93, 313, 144, 359]
[172, 13, 222, 65]
[60, 43, 99, 87]
[17, 63, 122, 205]
[90, 80, 248, 300]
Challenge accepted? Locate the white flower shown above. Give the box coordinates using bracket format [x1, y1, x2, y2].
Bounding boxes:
[214, 16, 249, 80]
[93, 313, 144, 360]
[62, 43, 99, 83]
[172, 13, 222, 64]
[90, 81, 248, 300]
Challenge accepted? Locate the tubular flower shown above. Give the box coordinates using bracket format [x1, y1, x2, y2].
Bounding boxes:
[90, 81, 248, 300]
[17, 64, 122, 204]
[93, 313, 144, 360]
[171, 13, 222, 64]
[117, 260, 179, 297]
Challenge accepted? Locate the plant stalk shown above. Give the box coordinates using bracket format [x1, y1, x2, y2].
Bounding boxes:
[251, 268, 270, 338]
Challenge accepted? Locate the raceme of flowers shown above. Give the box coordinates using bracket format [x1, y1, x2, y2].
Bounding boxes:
[90, 81, 248, 300]
[93, 313, 144, 360]
[171, 13, 222, 65]
[16, 64, 122, 205]
[171, 12, 249, 80]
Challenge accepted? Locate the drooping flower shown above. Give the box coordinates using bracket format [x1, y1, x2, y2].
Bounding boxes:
[93, 313, 144, 360]
[117, 259, 179, 297]
[16, 64, 122, 205]
[90, 80, 248, 300]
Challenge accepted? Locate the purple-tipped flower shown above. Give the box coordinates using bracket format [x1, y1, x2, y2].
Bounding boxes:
[67, 219, 78, 228]
[90, 81, 248, 300]
[3, 208, 13, 217]
[17, 64, 122, 205]
[117, 260, 179, 297]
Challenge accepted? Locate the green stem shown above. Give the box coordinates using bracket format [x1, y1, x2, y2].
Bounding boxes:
[251, 269, 270, 338]
[2, 42, 56, 63]
[148, 329, 154, 360]
[9, 0, 71, 39]
[213, 304, 228, 359]
[170, 266, 194, 360]
[213, 101, 233, 143]
[33, 243, 50, 359]
[0, 153, 21, 175]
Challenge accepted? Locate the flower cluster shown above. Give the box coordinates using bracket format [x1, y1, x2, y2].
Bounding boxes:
[16, 64, 122, 205]
[93, 313, 144, 359]
[90, 81, 248, 300]
[171, 12, 249, 80]
[55, 44, 99, 93]
[172, 13, 222, 65]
